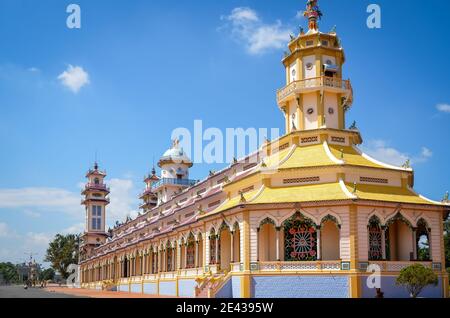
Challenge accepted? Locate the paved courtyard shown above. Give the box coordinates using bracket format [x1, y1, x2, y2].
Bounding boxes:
[0, 285, 82, 298]
[0, 284, 170, 298]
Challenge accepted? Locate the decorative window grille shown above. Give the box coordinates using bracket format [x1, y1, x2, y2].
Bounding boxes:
[186, 238, 195, 268]
[331, 136, 346, 143]
[279, 143, 290, 151]
[240, 186, 254, 194]
[368, 217, 383, 260]
[208, 200, 221, 208]
[243, 163, 257, 171]
[301, 136, 318, 144]
[283, 212, 317, 261]
[283, 176, 320, 184]
[360, 177, 388, 184]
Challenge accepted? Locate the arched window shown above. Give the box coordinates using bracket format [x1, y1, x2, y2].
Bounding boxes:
[186, 234, 195, 268]
[209, 228, 218, 264]
[368, 216, 383, 260]
[94, 178, 100, 185]
[283, 211, 317, 261]
[416, 219, 430, 261]
[320, 215, 340, 261]
[385, 213, 413, 261]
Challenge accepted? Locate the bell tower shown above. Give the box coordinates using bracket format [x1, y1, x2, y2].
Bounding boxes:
[80, 162, 110, 261]
[277, 0, 353, 134]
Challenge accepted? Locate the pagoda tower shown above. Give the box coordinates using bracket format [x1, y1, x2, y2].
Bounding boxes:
[80, 162, 110, 261]
[139, 166, 159, 212]
[278, 0, 353, 133]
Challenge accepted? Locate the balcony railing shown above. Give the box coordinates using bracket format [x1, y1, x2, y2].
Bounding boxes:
[259, 261, 341, 272]
[85, 183, 110, 191]
[368, 261, 433, 272]
[277, 76, 352, 104]
[151, 178, 197, 190]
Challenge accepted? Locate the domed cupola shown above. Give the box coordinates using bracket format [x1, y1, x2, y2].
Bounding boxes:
[158, 139, 193, 168]
[153, 139, 197, 205]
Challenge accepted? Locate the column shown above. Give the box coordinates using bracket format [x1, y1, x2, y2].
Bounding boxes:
[412, 228, 417, 260]
[316, 226, 321, 260]
[230, 230, 235, 263]
[381, 226, 386, 260]
[195, 240, 199, 268]
[157, 250, 161, 273]
[141, 253, 145, 276]
[184, 244, 188, 269]
[215, 236, 219, 265]
[256, 228, 260, 262]
[276, 227, 281, 261]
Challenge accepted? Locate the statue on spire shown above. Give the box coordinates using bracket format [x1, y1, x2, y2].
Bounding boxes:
[304, 0, 323, 31]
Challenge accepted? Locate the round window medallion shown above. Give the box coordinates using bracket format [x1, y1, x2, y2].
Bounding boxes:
[291, 69, 296, 77]
[307, 108, 314, 115]
[328, 107, 334, 115]
[326, 60, 333, 65]
[306, 63, 313, 70]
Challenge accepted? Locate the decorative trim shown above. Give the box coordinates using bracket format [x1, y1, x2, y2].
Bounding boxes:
[330, 136, 345, 143]
[323, 141, 344, 164]
[301, 136, 318, 144]
[339, 179, 357, 199]
[341, 261, 351, 271]
[243, 163, 257, 171]
[360, 176, 388, 184]
[283, 176, 320, 184]
[279, 143, 290, 151]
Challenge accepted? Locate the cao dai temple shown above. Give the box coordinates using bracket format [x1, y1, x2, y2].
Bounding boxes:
[79, 1, 449, 298]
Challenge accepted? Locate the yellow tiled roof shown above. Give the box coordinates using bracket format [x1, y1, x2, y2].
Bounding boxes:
[252, 183, 349, 204]
[345, 183, 441, 205]
[279, 144, 335, 169]
[263, 147, 293, 168]
[328, 145, 383, 168]
[212, 188, 261, 213]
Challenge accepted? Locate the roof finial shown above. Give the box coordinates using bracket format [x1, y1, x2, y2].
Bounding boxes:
[304, 0, 322, 31]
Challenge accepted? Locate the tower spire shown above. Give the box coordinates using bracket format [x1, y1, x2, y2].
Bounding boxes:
[304, 0, 323, 31]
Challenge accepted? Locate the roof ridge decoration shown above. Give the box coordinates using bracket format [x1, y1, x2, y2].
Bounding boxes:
[406, 185, 448, 206]
[304, 0, 322, 32]
[339, 178, 358, 200]
[351, 144, 411, 172]
[323, 141, 345, 165]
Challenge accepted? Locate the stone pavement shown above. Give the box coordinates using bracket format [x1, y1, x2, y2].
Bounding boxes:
[0, 285, 81, 298]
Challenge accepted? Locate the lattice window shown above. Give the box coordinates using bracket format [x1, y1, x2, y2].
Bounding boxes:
[186, 238, 195, 268]
[197, 189, 206, 196]
[208, 200, 221, 208]
[368, 217, 383, 260]
[301, 136, 318, 144]
[283, 176, 320, 184]
[306, 40, 314, 46]
[360, 177, 388, 184]
[184, 212, 195, 218]
[243, 163, 257, 171]
[279, 143, 290, 151]
[217, 177, 227, 184]
[331, 136, 345, 143]
[240, 186, 254, 194]
[283, 212, 317, 261]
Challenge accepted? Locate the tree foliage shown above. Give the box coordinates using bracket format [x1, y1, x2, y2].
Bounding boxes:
[396, 263, 438, 298]
[39, 268, 55, 281]
[45, 234, 79, 279]
[0, 262, 20, 284]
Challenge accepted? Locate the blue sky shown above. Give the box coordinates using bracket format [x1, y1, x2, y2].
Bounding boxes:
[0, 0, 449, 264]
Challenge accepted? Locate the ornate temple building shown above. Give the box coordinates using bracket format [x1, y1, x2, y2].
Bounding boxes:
[79, 0, 449, 298]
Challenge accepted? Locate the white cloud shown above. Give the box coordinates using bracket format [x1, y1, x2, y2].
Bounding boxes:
[221, 7, 293, 55]
[58, 64, 90, 93]
[23, 210, 41, 218]
[24, 232, 53, 248]
[362, 140, 432, 167]
[28, 67, 40, 73]
[61, 223, 84, 235]
[0, 223, 13, 238]
[0, 187, 82, 215]
[107, 178, 139, 226]
[436, 103, 450, 113]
